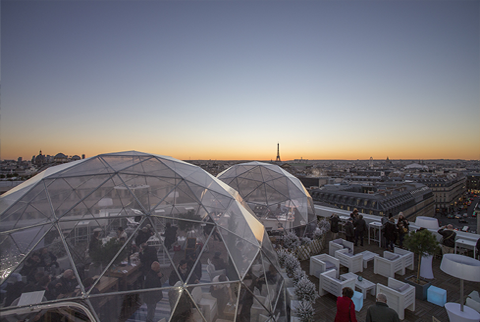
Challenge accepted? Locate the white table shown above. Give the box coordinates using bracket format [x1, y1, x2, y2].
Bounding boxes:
[368, 222, 383, 246]
[455, 239, 477, 258]
[358, 250, 379, 269]
[341, 272, 376, 299]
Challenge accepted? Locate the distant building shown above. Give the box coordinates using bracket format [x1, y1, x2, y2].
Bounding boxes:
[309, 181, 434, 220]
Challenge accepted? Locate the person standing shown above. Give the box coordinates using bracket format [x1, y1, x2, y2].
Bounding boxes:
[384, 217, 397, 251]
[380, 213, 390, 248]
[344, 219, 355, 243]
[396, 213, 409, 248]
[437, 224, 456, 254]
[366, 293, 400, 322]
[334, 287, 357, 322]
[144, 261, 164, 322]
[330, 214, 340, 240]
[163, 223, 178, 251]
[354, 215, 367, 247]
[350, 208, 359, 220]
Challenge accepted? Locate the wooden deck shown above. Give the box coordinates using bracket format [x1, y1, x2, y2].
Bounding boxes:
[303, 237, 480, 322]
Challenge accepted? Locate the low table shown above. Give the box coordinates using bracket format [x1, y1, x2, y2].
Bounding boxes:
[341, 272, 376, 299]
[358, 250, 378, 269]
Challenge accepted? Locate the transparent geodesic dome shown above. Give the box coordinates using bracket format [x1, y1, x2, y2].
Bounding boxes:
[0, 152, 286, 322]
[217, 162, 316, 236]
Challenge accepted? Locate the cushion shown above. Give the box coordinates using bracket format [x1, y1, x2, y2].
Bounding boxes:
[388, 254, 400, 260]
[344, 251, 354, 257]
[324, 261, 336, 270]
[333, 239, 343, 245]
[397, 284, 410, 292]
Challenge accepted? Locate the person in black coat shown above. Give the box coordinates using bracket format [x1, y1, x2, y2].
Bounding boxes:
[354, 215, 367, 246]
[144, 261, 164, 322]
[330, 214, 340, 240]
[163, 223, 178, 251]
[383, 217, 398, 251]
[140, 244, 159, 277]
[344, 219, 355, 243]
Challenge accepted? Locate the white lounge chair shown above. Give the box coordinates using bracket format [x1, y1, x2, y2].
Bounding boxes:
[466, 290, 480, 312]
[206, 263, 225, 281]
[335, 248, 363, 274]
[394, 247, 414, 272]
[329, 238, 354, 257]
[319, 269, 356, 297]
[373, 251, 405, 278]
[376, 277, 415, 320]
[309, 254, 340, 278]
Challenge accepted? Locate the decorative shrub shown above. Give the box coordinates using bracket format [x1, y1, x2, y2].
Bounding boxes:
[292, 267, 307, 284]
[283, 231, 300, 250]
[284, 253, 300, 277]
[294, 277, 318, 303]
[317, 219, 330, 231]
[294, 300, 315, 322]
[277, 248, 289, 269]
[300, 237, 312, 246]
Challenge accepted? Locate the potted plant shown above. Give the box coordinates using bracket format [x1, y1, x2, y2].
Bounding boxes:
[293, 300, 315, 322]
[294, 277, 318, 303]
[403, 228, 440, 300]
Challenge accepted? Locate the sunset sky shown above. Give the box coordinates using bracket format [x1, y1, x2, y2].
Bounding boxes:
[2, 0, 479, 161]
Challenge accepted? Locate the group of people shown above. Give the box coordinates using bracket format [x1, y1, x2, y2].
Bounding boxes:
[335, 287, 400, 322]
[329, 209, 369, 247]
[382, 212, 410, 250]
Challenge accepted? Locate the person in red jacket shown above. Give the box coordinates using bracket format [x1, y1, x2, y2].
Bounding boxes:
[335, 287, 358, 322]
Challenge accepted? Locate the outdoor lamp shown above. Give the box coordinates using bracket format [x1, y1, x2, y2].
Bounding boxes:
[440, 254, 480, 318]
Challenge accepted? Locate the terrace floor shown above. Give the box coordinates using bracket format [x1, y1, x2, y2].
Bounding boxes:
[304, 234, 480, 322]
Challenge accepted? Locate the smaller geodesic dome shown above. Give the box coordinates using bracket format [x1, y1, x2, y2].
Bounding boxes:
[217, 162, 316, 235]
[0, 152, 286, 322]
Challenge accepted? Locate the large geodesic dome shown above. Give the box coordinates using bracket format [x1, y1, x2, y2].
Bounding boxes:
[0, 152, 286, 322]
[217, 162, 316, 235]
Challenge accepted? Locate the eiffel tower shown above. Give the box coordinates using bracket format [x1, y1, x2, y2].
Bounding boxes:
[275, 143, 281, 162]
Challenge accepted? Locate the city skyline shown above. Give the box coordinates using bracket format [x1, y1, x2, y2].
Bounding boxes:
[2, 1, 479, 161]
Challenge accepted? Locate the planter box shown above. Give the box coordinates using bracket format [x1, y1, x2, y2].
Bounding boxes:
[405, 275, 431, 300]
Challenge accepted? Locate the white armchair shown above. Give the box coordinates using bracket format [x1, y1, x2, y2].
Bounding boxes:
[335, 248, 363, 274]
[250, 293, 273, 322]
[376, 277, 415, 320]
[373, 251, 405, 278]
[319, 269, 356, 297]
[329, 238, 354, 257]
[466, 290, 480, 312]
[309, 254, 340, 278]
[206, 263, 225, 281]
[394, 247, 414, 272]
[191, 286, 218, 322]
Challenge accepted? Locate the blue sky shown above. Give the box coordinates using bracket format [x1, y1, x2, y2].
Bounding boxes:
[2, 0, 479, 161]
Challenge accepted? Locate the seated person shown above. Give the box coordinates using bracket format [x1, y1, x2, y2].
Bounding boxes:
[19, 252, 42, 283]
[49, 269, 78, 299]
[211, 252, 227, 270]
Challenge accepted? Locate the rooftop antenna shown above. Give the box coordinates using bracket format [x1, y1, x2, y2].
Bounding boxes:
[276, 143, 281, 162]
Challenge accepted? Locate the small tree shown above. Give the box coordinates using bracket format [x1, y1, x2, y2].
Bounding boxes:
[294, 300, 315, 322]
[292, 267, 307, 285]
[283, 231, 300, 250]
[284, 253, 300, 277]
[404, 229, 440, 283]
[294, 277, 318, 303]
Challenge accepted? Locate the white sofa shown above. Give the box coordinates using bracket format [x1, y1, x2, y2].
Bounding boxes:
[374, 251, 405, 278]
[309, 254, 340, 278]
[394, 247, 414, 272]
[335, 248, 363, 274]
[376, 277, 415, 320]
[319, 269, 356, 297]
[191, 286, 218, 322]
[329, 238, 354, 257]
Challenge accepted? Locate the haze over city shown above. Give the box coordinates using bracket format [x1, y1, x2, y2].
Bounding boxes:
[2, 0, 479, 161]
